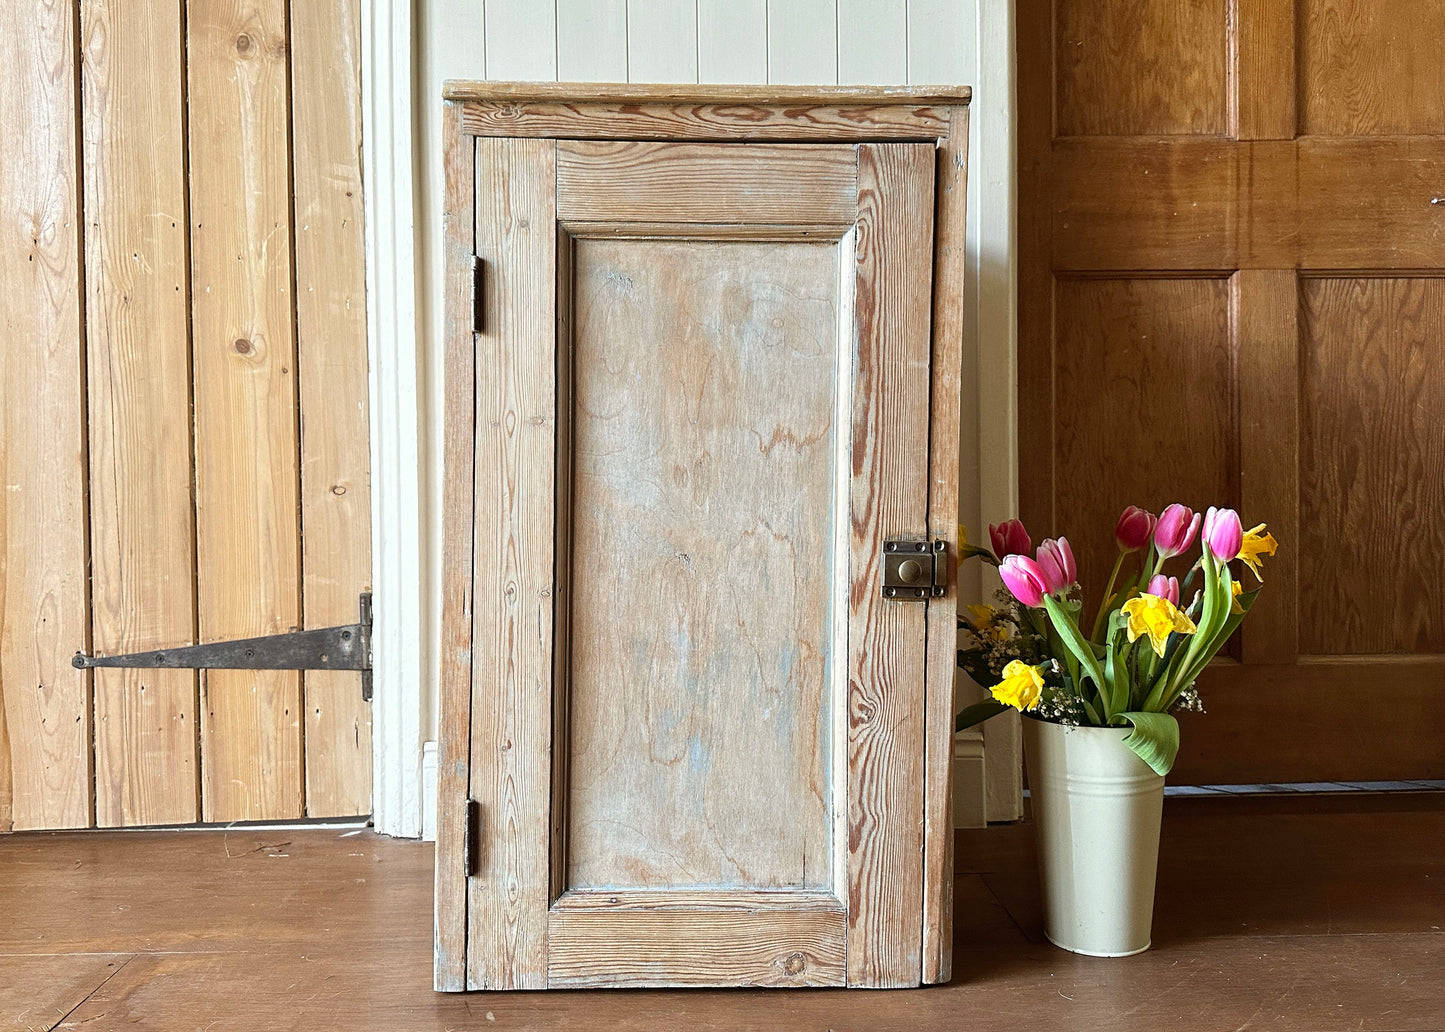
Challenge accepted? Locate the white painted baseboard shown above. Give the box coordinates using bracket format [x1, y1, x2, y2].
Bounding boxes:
[421, 740, 438, 842]
[954, 730, 988, 829]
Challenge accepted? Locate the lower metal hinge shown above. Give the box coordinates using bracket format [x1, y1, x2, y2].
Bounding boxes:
[73, 592, 375, 702]
[882, 539, 947, 600]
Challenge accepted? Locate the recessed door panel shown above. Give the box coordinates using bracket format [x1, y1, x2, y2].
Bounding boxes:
[565, 234, 849, 893]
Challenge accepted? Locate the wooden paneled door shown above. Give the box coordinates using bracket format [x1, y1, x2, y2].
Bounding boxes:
[1019, 1, 1445, 783]
[0, 0, 370, 830]
[434, 85, 970, 991]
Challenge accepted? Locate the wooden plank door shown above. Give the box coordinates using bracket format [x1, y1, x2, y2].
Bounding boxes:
[441, 135, 941, 989]
[1019, 0, 1445, 784]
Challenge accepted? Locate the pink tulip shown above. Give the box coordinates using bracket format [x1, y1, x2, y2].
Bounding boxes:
[1146, 574, 1180, 607]
[1154, 503, 1202, 559]
[989, 519, 1032, 560]
[999, 555, 1049, 608]
[1202, 506, 1243, 562]
[1035, 537, 1077, 596]
[1115, 506, 1157, 553]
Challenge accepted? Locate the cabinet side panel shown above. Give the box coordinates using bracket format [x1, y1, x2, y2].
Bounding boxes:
[434, 105, 475, 992]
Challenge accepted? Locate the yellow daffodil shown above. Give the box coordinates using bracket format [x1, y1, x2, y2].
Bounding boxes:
[989, 660, 1044, 712]
[1237, 523, 1278, 581]
[1121, 594, 1198, 658]
[1231, 581, 1244, 615]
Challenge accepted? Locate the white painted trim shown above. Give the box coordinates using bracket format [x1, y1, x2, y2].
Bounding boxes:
[953, 730, 987, 829]
[968, 0, 1024, 822]
[362, 0, 424, 838]
[422, 740, 438, 841]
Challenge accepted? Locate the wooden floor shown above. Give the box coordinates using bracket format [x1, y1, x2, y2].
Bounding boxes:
[3, 794, 1443, 1031]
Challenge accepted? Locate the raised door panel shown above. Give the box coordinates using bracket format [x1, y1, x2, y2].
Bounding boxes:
[460, 137, 938, 990]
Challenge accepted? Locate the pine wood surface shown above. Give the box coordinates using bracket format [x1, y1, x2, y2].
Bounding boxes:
[2, 796, 1442, 1030]
[432, 107, 477, 993]
[556, 141, 858, 225]
[466, 137, 558, 990]
[563, 235, 841, 893]
[844, 143, 934, 988]
[291, 0, 373, 819]
[187, 0, 303, 822]
[0, 0, 91, 832]
[81, 0, 199, 830]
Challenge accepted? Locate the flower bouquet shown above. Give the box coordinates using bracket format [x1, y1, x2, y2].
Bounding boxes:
[957, 503, 1279, 955]
[956, 504, 1280, 775]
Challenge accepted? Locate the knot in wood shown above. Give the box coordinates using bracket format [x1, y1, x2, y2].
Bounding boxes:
[233, 338, 254, 355]
[783, 952, 806, 976]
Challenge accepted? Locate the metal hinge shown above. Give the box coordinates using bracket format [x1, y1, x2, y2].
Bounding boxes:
[463, 798, 482, 877]
[73, 592, 374, 702]
[882, 539, 947, 600]
[472, 255, 485, 333]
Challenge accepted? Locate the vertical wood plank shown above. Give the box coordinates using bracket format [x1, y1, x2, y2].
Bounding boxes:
[484, 0, 558, 81]
[698, 0, 767, 84]
[466, 137, 556, 990]
[81, 0, 199, 827]
[838, 0, 907, 85]
[906, 0, 971, 84]
[767, 0, 838, 85]
[627, 0, 698, 83]
[1235, 270, 1299, 664]
[1233, 0, 1296, 140]
[188, 0, 303, 821]
[557, 0, 628, 81]
[922, 106, 968, 985]
[0, 0, 91, 831]
[434, 105, 475, 992]
[430, 106, 476, 988]
[291, 0, 372, 818]
[847, 142, 934, 987]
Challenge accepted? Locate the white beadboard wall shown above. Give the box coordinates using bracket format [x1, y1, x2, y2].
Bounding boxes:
[413, 0, 1018, 829]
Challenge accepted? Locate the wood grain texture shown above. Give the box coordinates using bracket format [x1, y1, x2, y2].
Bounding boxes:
[1235, 270, 1299, 664]
[80, 0, 197, 830]
[1053, 278, 1237, 610]
[467, 137, 556, 991]
[564, 235, 842, 892]
[1178, 657, 1445, 782]
[1232, 0, 1296, 139]
[444, 82, 970, 106]
[0, 0, 91, 831]
[1299, 0, 1445, 135]
[546, 910, 847, 987]
[291, 0, 371, 819]
[551, 890, 845, 911]
[846, 143, 935, 988]
[459, 102, 952, 143]
[0, 954, 131, 1032]
[9, 814, 1445, 1028]
[1299, 278, 1445, 656]
[187, 0, 303, 821]
[1055, 0, 1229, 135]
[556, 142, 858, 225]
[433, 104, 476, 992]
[922, 106, 968, 985]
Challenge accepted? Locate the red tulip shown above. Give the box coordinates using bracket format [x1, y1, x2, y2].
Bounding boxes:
[1154, 503, 1202, 560]
[1202, 506, 1243, 562]
[989, 519, 1032, 560]
[1114, 506, 1157, 553]
[1146, 574, 1180, 606]
[999, 554, 1049, 608]
[1036, 537, 1077, 595]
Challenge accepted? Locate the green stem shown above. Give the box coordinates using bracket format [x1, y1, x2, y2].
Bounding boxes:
[1090, 551, 1127, 643]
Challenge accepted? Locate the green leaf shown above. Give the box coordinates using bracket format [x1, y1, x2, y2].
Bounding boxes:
[1044, 596, 1109, 715]
[956, 699, 1010, 732]
[1120, 710, 1180, 776]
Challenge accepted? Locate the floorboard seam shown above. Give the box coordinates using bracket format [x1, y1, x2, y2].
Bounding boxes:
[48, 953, 136, 1032]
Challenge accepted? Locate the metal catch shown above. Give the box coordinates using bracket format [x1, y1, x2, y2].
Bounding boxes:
[882, 539, 947, 600]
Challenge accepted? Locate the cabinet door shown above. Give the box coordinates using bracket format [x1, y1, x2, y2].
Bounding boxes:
[446, 137, 938, 989]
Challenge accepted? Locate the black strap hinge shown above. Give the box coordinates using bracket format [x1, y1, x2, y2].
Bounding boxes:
[73, 592, 374, 702]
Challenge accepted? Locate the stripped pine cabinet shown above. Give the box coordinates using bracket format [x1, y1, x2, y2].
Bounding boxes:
[435, 84, 970, 991]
